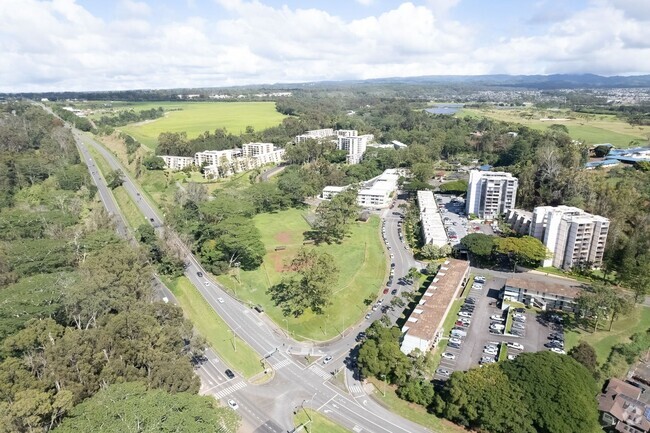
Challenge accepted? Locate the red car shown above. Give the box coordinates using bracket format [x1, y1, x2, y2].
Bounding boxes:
[383, 288, 389, 294]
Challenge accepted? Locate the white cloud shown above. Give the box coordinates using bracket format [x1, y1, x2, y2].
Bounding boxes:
[0, 0, 649, 92]
[355, 0, 373, 5]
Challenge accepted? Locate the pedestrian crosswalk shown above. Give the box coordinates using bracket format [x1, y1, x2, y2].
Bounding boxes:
[348, 383, 365, 396]
[213, 381, 247, 399]
[308, 364, 331, 380]
[270, 358, 292, 370]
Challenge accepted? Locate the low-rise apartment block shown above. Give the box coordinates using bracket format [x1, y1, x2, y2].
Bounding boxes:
[320, 169, 400, 209]
[400, 259, 470, 355]
[502, 277, 581, 311]
[294, 128, 335, 143]
[530, 206, 609, 269]
[465, 170, 518, 219]
[160, 143, 285, 179]
[161, 155, 195, 171]
[417, 191, 448, 247]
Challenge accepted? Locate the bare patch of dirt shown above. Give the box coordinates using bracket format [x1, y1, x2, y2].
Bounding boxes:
[275, 231, 292, 244]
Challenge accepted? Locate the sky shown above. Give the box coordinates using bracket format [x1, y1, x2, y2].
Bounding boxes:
[1, 0, 649, 92]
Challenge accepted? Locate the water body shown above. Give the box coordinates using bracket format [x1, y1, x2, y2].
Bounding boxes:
[425, 104, 464, 115]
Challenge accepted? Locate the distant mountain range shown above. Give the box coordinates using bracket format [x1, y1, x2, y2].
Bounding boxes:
[300, 74, 650, 89]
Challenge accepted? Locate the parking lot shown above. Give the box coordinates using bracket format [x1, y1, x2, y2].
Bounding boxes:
[434, 273, 567, 380]
[434, 194, 495, 245]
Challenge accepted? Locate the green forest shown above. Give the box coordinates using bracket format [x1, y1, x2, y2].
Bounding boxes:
[0, 103, 238, 432]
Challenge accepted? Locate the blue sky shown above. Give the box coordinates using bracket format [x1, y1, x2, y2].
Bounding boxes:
[1, 0, 649, 92]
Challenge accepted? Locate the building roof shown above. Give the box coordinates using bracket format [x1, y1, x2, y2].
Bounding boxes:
[599, 379, 650, 432]
[402, 259, 469, 341]
[505, 277, 582, 300]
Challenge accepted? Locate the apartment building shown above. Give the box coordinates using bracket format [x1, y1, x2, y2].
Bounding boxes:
[503, 277, 581, 311]
[530, 206, 609, 269]
[401, 259, 470, 355]
[417, 191, 448, 247]
[505, 209, 533, 234]
[320, 169, 399, 209]
[294, 128, 335, 143]
[338, 134, 373, 165]
[465, 170, 518, 219]
[161, 155, 195, 171]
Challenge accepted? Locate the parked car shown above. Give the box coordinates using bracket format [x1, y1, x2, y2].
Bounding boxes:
[512, 322, 526, 330]
[365, 313, 371, 320]
[484, 348, 498, 356]
[550, 347, 566, 355]
[507, 354, 518, 360]
[513, 316, 526, 323]
[455, 320, 469, 328]
[465, 297, 476, 304]
[391, 288, 398, 295]
[490, 314, 505, 321]
[458, 311, 472, 318]
[511, 329, 524, 337]
[441, 352, 456, 360]
[474, 276, 486, 283]
[451, 329, 467, 338]
[507, 342, 524, 351]
[449, 337, 463, 345]
[489, 329, 503, 335]
[383, 288, 389, 294]
[436, 368, 451, 376]
[490, 323, 505, 331]
[513, 313, 526, 320]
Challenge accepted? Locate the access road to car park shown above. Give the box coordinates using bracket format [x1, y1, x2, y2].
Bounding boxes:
[436, 272, 566, 377]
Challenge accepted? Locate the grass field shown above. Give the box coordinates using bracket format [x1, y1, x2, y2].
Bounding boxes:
[564, 305, 650, 364]
[117, 102, 286, 149]
[459, 108, 650, 148]
[294, 409, 351, 433]
[367, 377, 467, 433]
[216, 208, 385, 341]
[165, 276, 263, 378]
[112, 186, 147, 229]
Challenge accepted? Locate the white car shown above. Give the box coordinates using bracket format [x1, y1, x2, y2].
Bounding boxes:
[507, 354, 518, 360]
[513, 313, 526, 319]
[227, 399, 239, 410]
[458, 311, 472, 318]
[323, 356, 333, 364]
[484, 344, 498, 351]
[472, 284, 483, 290]
[550, 347, 566, 355]
[474, 276, 486, 283]
[436, 368, 451, 376]
[490, 315, 505, 322]
[507, 342, 524, 351]
[490, 323, 505, 331]
[484, 348, 498, 355]
[441, 352, 456, 360]
[217, 297, 224, 303]
[204, 281, 210, 286]
[449, 337, 463, 345]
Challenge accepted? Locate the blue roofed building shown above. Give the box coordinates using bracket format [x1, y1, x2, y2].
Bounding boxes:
[584, 159, 621, 170]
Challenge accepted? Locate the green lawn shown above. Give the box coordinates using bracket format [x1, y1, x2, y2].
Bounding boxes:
[367, 378, 467, 433]
[165, 276, 263, 378]
[112, 186, 147, 229]
[216, 208, 385, 341]
[459, 108, 650, 148]
[118, 102, 286, 149]
[564, 306, 650, 364]
[498, 343, 508, 362]
[294, 409, 351, 433]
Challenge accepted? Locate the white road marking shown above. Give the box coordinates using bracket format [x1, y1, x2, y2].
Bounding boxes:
[213, 381, 247, 399]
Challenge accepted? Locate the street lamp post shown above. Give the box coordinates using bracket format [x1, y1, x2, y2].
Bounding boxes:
[283, 318, 289, 337]
[380, 374, 386, 397]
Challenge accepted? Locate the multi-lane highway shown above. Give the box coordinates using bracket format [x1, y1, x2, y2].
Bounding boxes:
[61, 115, 433, 433]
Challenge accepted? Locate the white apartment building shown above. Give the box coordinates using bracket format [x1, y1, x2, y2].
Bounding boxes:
[530, 206, 609, 269]
[294, 128, 335, 143]
[465, 170, 518, 219]
[417, 191, 448, 247]
[242, 142, 285, 165]
[320, 169, 399, 209]
[161, 155, 195, 171]
[505, 209, 533, 235]
[338, 134, 373, 165]
[336, 129, 358, 138]
[357, 169, 399, 208]
[194, 149, 242, 167]
[401, 259, 470, 355]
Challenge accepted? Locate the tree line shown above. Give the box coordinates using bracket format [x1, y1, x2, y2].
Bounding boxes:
[0, 104, 238, 432]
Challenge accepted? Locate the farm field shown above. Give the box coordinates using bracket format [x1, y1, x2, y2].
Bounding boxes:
[459, 108, 650, 148]
[216, 208, 386, 341]
[115, 101, 286, 149]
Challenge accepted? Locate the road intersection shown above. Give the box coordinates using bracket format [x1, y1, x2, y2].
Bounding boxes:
[64, 121, 434, 433]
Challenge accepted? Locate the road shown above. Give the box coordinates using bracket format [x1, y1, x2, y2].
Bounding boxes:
[61, 120, 434, 433]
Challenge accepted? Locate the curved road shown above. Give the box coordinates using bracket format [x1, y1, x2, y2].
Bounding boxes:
[61, 116, 433, 433]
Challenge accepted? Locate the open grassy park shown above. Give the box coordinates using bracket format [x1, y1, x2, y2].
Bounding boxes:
[459, 107, 650, 148]
[216, 208, 386, 341]
[564, 305, 650, 364]
[115, 101, 286, 149]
